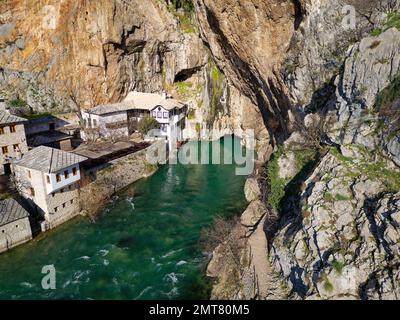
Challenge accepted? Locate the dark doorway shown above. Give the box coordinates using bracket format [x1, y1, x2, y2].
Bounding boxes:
[3, 163, 11, 175]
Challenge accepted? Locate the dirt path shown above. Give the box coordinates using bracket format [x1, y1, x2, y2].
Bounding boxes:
[248, 215, 288, 299]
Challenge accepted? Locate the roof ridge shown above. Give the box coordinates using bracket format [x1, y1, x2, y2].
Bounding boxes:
[49, 148, 54, 174]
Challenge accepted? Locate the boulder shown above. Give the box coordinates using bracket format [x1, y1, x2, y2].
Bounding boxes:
[240, 200, 267, 227]
[244, 178, 261, 202]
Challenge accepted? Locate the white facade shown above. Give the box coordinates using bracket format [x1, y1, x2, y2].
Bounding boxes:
[81, 110, 129, 140]
[81, 92, 188, 149]
[44, 164, 82, 194]
[13, 147, 87, 230]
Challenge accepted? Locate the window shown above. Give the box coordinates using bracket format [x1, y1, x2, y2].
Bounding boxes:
[54, 207, 58, 213]
[0, 127, 4, 135]
[64, 170, 69, 179]
[163, 112, 168, 119]
[13, 144, 19, 151]
[62, 203, 66, 209]
[51, 193, 55, 198]
[9, 125, 16, 133]
[157, 112, 162, 118]
[30, 187, 35, 197]
[60, 188, 64, 193]
[2, 146, 8, 154]
[46, 175, 51, 184]
[49, 123, 55, 130]
[56, 174, 61, 182]
[152, 111, 157, 117]
[72, 167, 77, 176]
[70, 199, 74, 204]
[68, 185, 72, 191]
[92, 119, 97, 127]
[27, 170, 31, 179]
[15, 225, 18, 228]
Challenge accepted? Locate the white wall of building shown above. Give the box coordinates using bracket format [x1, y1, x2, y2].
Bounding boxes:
[44, 164, 82, 194]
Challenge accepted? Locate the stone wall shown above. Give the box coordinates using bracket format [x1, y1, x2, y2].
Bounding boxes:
[80, 142, 163, 217]
[0, 217, 32, 253]
[44, 182, 81, 230]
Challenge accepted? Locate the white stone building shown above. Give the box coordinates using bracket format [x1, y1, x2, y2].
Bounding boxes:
[0, 111, 29, 175]
[13, 146, 87, 231]
[0, 198, 32, 253]
[81, 91, 187, 149]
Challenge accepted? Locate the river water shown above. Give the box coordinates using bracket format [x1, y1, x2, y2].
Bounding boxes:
[0, 137, 248, 299]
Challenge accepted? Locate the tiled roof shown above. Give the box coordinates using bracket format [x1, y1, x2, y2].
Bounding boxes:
[86, 91, 186, 116]
[87, 101, 136, 116]
[0, 111, 27, 125]
[15, 146, 87, 173]
[27, 131, 72, 147]
[0, 198, 29, 227]
[124, 91, 185, 111]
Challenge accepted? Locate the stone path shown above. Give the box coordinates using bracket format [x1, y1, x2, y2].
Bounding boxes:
[248, 215, 288, 300]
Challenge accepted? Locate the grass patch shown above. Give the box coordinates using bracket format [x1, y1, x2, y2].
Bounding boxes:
[335, 193, 352, 201]
[206, 59, 225, 125]
[187, 108, 196, 120]
[375, 73, 400, 115]
[371, 11, 400, 36]
[23, 112, 54, 120]
[323, 192, 334, 202]
[332, 260, 345, 275]
[330, 146, 400, 192]
[175, 81, 193, 97]
[166, 0, 197, 34]
[323, 276, 334, 293]
[9, 99, 27, 108]
[267, 146, 318, 210]
[145, 163, 158, 173]
[0, 191, 12, 201]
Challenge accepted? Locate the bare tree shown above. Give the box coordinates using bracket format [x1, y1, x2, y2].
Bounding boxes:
[200, 215, 246, 269]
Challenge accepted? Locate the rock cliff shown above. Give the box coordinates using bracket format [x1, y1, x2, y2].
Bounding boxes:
[199, 0, 400, 300]
[0, 0, 212, 111]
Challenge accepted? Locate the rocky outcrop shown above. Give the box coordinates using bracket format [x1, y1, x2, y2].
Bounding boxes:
[270, 27, 400, 300]
[326, 27, 400, 165]
[0, 0, 208, 112]
[205, 1, 400, 300]
[208, 177, 287, 300]
[194, 0, 298, 150]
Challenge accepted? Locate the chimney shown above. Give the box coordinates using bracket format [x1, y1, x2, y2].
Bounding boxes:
[0, 96, 6, 111]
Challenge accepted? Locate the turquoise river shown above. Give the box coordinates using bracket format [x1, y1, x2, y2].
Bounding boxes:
[0, 138, 248, 299]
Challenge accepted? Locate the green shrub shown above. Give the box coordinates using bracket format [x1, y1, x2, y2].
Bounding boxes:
[9, 99, 27, 108]
[138, 117, 160, 135]
[267, 146, 318, 210]
[332, 260, 345, 275]
[385, 11, 400, 30]
[372, 11, 400, 36]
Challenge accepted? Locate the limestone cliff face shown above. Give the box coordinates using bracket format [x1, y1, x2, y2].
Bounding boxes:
[194, 0, 299, 158]
[200, 0, 400, 300]
[0, 0, 208, 111]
